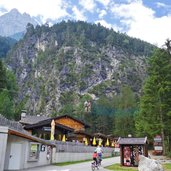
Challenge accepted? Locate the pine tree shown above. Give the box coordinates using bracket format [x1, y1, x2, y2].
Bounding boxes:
[113, 85, 137, 137]
[0, 60, 20, 119]
[0, 60, 6, 92]
[135, 45, 171, 154]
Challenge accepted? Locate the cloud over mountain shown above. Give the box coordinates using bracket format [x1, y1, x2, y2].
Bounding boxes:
[0, 0, 171, 46]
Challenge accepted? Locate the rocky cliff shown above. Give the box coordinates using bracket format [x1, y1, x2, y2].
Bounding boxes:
[6, 21, 155, 115]
[0, 8, 38, 38]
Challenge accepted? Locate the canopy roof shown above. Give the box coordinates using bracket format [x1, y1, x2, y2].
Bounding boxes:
[118, 137, 147, 145]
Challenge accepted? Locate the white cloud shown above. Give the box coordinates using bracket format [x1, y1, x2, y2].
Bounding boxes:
[0, 0, 69, 22]
[0, 0, 171, 46]
[0, 7, 7, 16]
[95, 0, 110, 8]
[72, 6, 87, 21]
[0, 10, 6, 16]
[128, 15, 171, 47]
[110, 0, 171, 46]
[111, 1, 154, 22]
[156, 2, 171, 8]
[79, 0, 96, 12]
[98, 10, 107, 19]
[95, 19, 121, 31]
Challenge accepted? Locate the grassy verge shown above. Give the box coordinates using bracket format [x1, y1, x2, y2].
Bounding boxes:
[163, 163, 171, 171]
[106, 163, 171, 171]
[106, 164, 137, 171]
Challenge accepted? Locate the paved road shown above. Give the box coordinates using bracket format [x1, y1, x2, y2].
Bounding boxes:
[20, 157, 120, 171]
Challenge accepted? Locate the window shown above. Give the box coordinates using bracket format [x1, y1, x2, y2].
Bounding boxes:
[28, 142, 40, 161]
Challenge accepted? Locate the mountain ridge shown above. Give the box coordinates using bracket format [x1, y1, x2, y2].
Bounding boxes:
[0, 8, 38, 38]
[6, 21, 156, 115]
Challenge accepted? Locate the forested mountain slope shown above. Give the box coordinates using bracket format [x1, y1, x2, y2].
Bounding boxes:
[6, 21, 155, 116]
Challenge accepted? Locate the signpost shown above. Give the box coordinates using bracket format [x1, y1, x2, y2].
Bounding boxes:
[153, 135, 163, 155]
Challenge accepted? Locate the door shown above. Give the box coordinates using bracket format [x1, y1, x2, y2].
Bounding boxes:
[8, 143, 22, 170]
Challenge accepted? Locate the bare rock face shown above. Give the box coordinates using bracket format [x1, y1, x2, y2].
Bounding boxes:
[138, 155, 164, 171]
[0, 8, 38, 37]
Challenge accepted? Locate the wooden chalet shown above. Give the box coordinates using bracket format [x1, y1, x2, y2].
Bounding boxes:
[22, 115, 90, 142]
[118, 137, 148, 167]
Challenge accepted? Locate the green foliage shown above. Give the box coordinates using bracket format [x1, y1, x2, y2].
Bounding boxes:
[106, 163, 137, 170]
[57, 84, 137, 135]
[25, 23, 35, 37]
[118, 85, 137, 109]
[0, 60, 6, 91]
[163, 163, 171, 170]
[0, 60, 23, 120]
[89, 80, 114, 97]
[59, 104, 74, 115]
[0, 36, 17, 58]
[114, 110, 136, 137]
[113, 85, 137, 137]
[0, 89, 14, 119]
[79, 81, 87, 92]
[135, 46, 171, 153]
[4, 20, 156, 130]
[59, 91, 79, 116]
[31, 20, 155, 56]
[14, 97, 28, 120]
[6, 70, 18, 97]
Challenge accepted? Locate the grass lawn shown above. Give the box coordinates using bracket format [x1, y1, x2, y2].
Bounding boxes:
[163, 163, 171, 171]
[106, 163, 171, 171]
[106, 164, 138, 171]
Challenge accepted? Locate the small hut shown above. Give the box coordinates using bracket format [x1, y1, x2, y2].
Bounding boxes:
[118, 137, 148, 167]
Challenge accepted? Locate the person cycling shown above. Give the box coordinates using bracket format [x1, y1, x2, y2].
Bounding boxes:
[96, 145, 103, 163]
[92, 150, 98, 166]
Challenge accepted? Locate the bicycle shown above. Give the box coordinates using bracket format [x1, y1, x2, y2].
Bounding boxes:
[91, 160, 99, 171]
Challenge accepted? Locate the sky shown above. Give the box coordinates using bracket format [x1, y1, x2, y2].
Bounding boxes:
[0, 0, 171, 47]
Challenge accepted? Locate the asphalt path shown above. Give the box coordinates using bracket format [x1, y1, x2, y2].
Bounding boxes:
[20, 156, 120, 171]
